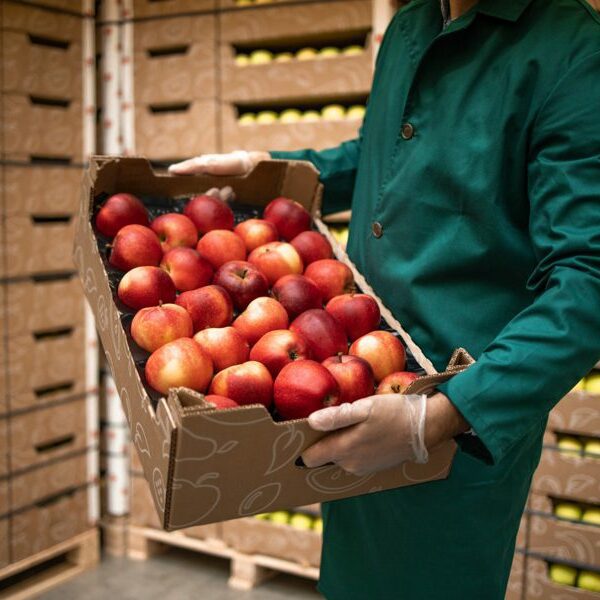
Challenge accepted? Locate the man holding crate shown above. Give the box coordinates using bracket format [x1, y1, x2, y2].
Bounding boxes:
[170, 0, 600, 597]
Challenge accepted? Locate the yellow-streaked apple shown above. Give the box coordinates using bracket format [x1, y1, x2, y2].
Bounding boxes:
[350, 331, 406, 382]
[233, 297, 289, 346]
[193, 326, 250, 372]
[131, 303, 193, 353]
[248, 241, 303, 285]
[304, 258, 355, 302]
[209, 360, 273, 407]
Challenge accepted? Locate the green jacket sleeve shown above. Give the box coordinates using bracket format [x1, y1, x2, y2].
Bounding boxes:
[439, 51, 600, 465]
[270, 138, 361, 216]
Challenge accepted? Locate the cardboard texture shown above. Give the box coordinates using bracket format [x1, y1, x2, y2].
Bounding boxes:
[517, 514, 529, 550]
[8, 397, 88, 471]
[0, 478, 8, 517]
[0, 518, 8, 569]
[221, 103, 362, 152]
[219, 0, 304, 8]
[532, 448, 600, 504]
[10, 486, 90, 563]
[505, 552, 525, 600]
[131, 0, 215, 19]
[1, 94, 83, 162]
[0, 214, 77, 279]
[134, 101, 218, 160]
[526, 556, 599, 600]
[220, 0, 372, 44]
[75, 157, 471, 530]
[2, 2, 83, 39]
[3, 164, 84, 217]
[10, 450, 90, 512]
[0, 418, 8, 476]
[221, 45, 372, 104]
[5, 276, 85, 339]
[222, 518, 322, 567]
[7, 0, 92, 16]
[131, 442, 143, 473]
[134, 44, 216, 105]
[6, 326, 87, 411]
[2, 30, 83, 98]
[549, 392, 600, 438]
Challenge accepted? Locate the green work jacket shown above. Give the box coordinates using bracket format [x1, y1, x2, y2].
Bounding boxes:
[272, 0, 600, 598]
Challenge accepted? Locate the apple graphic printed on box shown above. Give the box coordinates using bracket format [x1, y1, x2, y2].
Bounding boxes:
[74, 157, 473, 530]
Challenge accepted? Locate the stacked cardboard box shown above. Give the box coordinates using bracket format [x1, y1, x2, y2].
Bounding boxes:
[0, 0, 98, 573]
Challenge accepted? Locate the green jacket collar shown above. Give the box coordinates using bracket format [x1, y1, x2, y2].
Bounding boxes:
[477, 0, 534, 22]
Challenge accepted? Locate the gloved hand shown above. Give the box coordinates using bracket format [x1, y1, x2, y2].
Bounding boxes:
[168, 150, 270, 176]
[301, 394, 429, 477]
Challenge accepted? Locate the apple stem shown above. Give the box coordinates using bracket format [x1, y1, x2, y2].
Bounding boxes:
[158, 300, 163, 307]
[337, 352, 343, 363]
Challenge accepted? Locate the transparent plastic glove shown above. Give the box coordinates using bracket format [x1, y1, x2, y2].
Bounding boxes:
[301, 395, 428, 477]
[168, 150, 270, 176]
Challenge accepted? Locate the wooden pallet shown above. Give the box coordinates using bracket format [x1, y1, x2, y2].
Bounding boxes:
[100, 516, 128, 558]
[127, 525, 319, 591]
[0, 529, 99, 600]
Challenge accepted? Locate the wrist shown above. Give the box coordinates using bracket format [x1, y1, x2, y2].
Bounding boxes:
[424, 392, 470, 450]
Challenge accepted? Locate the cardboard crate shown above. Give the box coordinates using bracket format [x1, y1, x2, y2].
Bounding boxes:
[221, 43, 372, 104]
[131, 442, 143, 474]
[133, 14, 216, 105]
[7, 326, 87, 411]
[10, 451, 90, 512]
[526, 556, 599, 600]
[2, 2, 83, 39]
[131, 0, 215, 19]
[221, 103, 362, 152]
[1, 94, 83, 162]
[2, 30, 82, 98]
[0, 418, 8, 476]
[134, 101, 217, 160]
[131, 474, 221, 540]
[10, 486, 90, 563]
[75, 157, 471, 530]
[549, 392, 600, 438]
[5, 275, 85, 339]
[505, 551, 525, 600]
[0, 214, 77, 278]
[0, 517, 8, 569]
[220, 0, 371, 45]
[532, 447, 600, 505]
[528, 494, 600, 567]
[0, 477, 8, 517]
[8, 397, 88, 471]
[222, 518, 321, 567]
[26, 0, 93, 15]
[3, 164, 83, 217]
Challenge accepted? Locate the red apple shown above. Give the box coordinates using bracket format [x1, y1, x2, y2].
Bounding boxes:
[160, 247, 213, 292]
[204, 394, 240, 410]
[325, 293, 381, 341]
[95, 193, 149, 238]
[209, 361, 273, 408]
[109, 224, 162, 271]
[249, 329, 311, 377]
[184, 194, 234, 233]
[322, 354, 374, 404]
[176, 285, 233, 332]
[289, 309, 347, 362]
[349, 331, 406, 382]
[377, 371, 419, 395]
[304, 259, 354, 302]
[151, 213, 197, 252]
[274, 360, 340, 420]
[131, 303, 193, 352]
[117, 266, 176, 310]
[213, 260, 269, 310]
[290, 231, 332, 266]
[193, 326, 250, 372]
[233, 297, 289, 346]
[263, 197, 311, 241]
[145, 338, 213, 395]
[196, 229, 247, 270]
[247, 242, 303, 286]
[234, 218, 279, 252]
[271, 274, 323, 319]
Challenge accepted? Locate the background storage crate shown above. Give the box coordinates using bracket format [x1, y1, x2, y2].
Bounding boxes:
[131, 0, 215, 19]
[2, 2, 83, 40]
[6, 326, 87, 411]
[8, 397, 88, 471]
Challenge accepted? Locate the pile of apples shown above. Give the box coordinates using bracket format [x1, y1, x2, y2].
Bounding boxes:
[96, 190, 417, 420]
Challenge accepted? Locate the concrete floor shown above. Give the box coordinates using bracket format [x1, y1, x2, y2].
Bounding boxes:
[40, 549, 323, 600]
